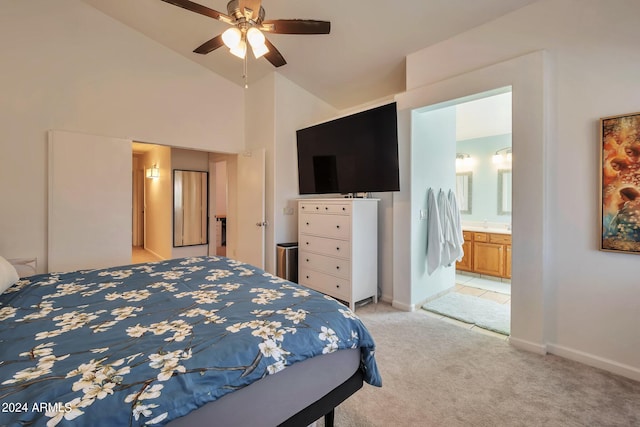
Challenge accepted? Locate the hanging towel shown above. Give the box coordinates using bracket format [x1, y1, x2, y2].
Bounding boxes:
[437, 189, 457, 266]
[426, 188, 443, 275]
[448, 189, 465, 263]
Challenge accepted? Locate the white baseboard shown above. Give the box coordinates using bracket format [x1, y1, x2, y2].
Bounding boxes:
[391, 299, 416, 312]
[546, 343, 640, 382]
[508, 336, 547, 355]
[380, 294, 393, 304]
[143, 247, 165, 261]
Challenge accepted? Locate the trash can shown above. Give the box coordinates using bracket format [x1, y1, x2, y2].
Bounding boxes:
[276, 242, 298, 283]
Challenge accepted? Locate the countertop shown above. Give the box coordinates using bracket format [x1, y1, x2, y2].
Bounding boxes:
[462, 225, 511, 235]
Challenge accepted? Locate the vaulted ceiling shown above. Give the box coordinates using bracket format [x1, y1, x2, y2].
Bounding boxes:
[82, 0, 539, 109]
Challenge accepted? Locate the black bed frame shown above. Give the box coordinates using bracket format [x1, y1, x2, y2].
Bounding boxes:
[278, 369, 364, 427]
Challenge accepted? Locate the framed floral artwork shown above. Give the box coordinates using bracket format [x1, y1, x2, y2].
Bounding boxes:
[600, 111, 640, 253]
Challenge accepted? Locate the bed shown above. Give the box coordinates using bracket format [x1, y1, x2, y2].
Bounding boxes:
[0, 256, 381, 426]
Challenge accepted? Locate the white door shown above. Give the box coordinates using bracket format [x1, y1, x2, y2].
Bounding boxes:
[235, 149, 266, 268]
[48, 130, 132, 272]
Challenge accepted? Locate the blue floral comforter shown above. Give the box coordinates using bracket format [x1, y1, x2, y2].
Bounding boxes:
[0, 256, 381, 426]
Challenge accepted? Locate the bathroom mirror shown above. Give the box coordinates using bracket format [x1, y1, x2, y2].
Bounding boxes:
[174, 170, 209, 247]
[498, 169, 512, 215]
[455, 172, 472, 214]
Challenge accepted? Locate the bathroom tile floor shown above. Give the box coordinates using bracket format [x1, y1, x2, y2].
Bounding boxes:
[422, 273, 511, 340]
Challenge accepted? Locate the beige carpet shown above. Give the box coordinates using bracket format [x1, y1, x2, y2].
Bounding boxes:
[321, 302, 640, 427]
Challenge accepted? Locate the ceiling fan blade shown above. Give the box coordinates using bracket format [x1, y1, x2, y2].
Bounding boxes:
[193, 35, 225, 55]
[263, 38, 286, 67]
[160, 0, 233, 24]
[260, 19, 331, 35]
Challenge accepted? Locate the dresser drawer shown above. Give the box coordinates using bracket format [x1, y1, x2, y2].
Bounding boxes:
[299, 251, 351, 280]
[300, 213, 350, 239]
[300, 202, 351, 215]
[299, 234, 351, 259]
[299, 267, 350, 301]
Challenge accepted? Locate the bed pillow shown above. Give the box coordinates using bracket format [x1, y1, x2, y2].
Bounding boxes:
[0, 256, 19, 294]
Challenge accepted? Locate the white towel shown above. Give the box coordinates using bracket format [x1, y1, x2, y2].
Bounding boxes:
[437, 189, 456, 266]
[447, 190, 464, 262]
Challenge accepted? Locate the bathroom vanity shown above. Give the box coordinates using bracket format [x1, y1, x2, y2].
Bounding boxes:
[456, 229, 511, 279]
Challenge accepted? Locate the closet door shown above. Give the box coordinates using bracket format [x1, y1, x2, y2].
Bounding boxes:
[48, 130, 132, 272]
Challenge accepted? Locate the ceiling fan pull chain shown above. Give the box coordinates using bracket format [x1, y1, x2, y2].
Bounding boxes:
[243, 49, 248, 89]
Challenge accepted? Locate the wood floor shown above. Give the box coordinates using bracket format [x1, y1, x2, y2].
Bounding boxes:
[131, 246, 162, 264]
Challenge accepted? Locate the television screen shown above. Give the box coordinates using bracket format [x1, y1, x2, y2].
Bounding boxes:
[296, 102, 400, 195]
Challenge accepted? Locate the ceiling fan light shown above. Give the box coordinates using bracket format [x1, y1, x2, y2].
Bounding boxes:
[246, 27, 266, 48]
[229, 39, 247, 59]
[222, 27, 242, 49]
[251, 42, 269, 59]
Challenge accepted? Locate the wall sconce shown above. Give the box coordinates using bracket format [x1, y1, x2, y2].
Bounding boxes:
[146, 163, 160, 179]
[492, 147, 512, 167]
[456, 153, 474, 171]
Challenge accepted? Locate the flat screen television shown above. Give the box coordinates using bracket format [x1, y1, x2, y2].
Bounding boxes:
[296, 102, 400, 195]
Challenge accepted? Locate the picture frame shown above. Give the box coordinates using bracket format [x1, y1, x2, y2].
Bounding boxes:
[600, 111, 640, 253]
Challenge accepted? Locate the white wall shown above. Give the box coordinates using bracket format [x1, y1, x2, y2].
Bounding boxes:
[144, 145, 172, 260]
[273, 75, 338, 272]
[243, 74, 275, 268]
[244, 73, 337, 274]
[403, 0, 640, 380]
[0, 0, 244, 272]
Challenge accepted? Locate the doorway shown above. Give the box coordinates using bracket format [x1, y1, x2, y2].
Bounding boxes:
[211, 159, 228, 257]
[131, 142, 219, 263]
[131, 147, 163, 264]
[421, 88, 513, 337]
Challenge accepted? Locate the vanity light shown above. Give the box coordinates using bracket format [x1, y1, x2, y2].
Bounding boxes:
[455, 153, 473, 171]
[146, 163, 160, 179]
[492, 147, 512, 167]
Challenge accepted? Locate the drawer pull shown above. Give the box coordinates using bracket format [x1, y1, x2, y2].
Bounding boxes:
[325, 206, 329, 210]
[306, 275, 309, 279]
[336, 247, 340, 251]
[336, 284, 340, 288]
[306, 222, 310, 226]
[336, 266, 340, 270]
[315, 206, 319, 210]
[342, 207, 346, 211]
[336, 225, 340, 229]
[306, 258, 309, 262]
[305, 242, 309, 245]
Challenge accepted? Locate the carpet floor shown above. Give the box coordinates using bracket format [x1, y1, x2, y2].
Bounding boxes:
[320, 302, 640, 427]
[423, 292, 510, 335]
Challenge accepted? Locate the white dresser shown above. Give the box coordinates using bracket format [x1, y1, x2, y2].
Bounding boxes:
[297, 198, 378, 310]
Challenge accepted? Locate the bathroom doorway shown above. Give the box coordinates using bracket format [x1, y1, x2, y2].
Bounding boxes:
[422, 88, 512, 337]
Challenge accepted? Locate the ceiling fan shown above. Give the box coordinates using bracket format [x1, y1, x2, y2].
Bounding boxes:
[160, 0, 331, 68]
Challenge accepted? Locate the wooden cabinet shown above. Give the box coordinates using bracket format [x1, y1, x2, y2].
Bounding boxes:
[456, 231, 474, 272]
[298, 199, 378, 310]
[456, 231, 511, 279]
